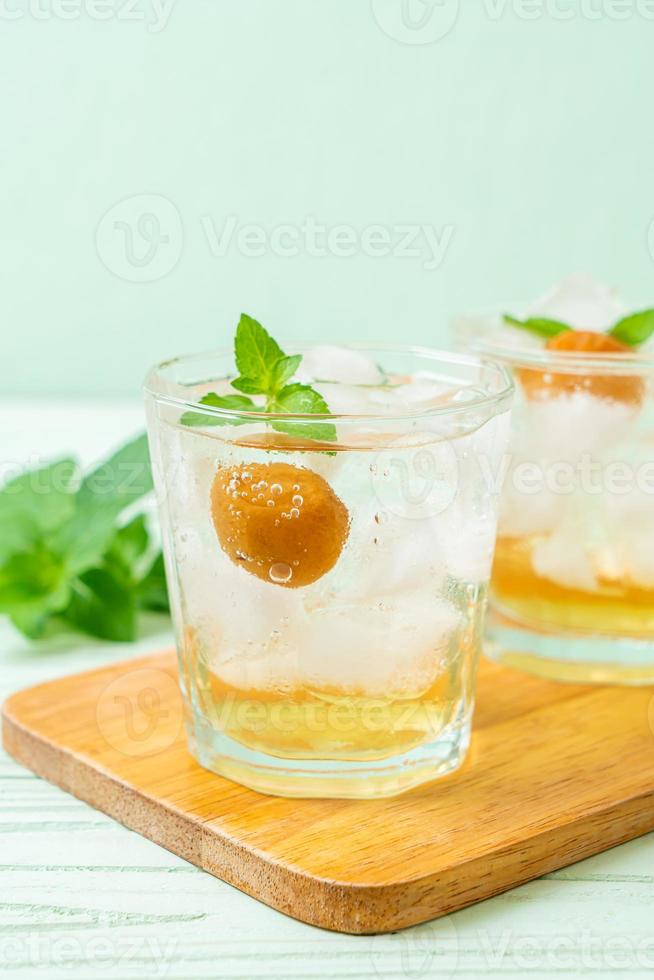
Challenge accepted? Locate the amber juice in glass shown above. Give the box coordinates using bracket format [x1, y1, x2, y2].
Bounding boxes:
[145, 347, 512, 798]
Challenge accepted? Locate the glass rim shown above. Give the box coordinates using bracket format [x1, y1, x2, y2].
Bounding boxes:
[143, 344, 515, 424]
[469, 337, 654, 375]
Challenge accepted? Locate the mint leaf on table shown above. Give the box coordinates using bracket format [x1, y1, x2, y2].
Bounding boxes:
[503, 314, 571, 339]
[52, 434, 154, 575]
[63, 566, 136, 643]
[137, 553, 170, 612]
[75, 433, 153, 514]
[0, 458, 77, 564]
[105, 513, 151, 579]
[609, 309, 654, 348]
[0, 549, 71, 639]
[181, 313, 336, 442]
[0, 435, 170, 643]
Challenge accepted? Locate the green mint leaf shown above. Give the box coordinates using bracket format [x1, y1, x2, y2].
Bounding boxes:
[232, 376, 266, 395]
[105, 513, 152, 583]
[180, 392, 262, 427]
[503, 314, 571, 339]
[271, 354, 302, 390]
[137, 552, 169, 612]
[8, 602, 57, 640]
[51, 434, 154, 575]
[184, 316, 333, 445]
[272, 383, 332, 413]
[609, 309, 654, 347]
[62, 566, 137, 642]
[0, 437, 169, 643]
[0, 548, 71, 639]
[234, 313, 285, 394]
[76, 433, 153, 513]
[271, 384, 337, 443]
[0, 458, 77, 564]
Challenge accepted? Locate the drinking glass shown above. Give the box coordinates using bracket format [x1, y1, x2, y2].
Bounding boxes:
[456, 321, 654, 684]
[144, 347, 512, 797]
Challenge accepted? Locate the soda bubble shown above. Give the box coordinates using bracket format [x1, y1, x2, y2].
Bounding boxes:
[269, 562, 293, 584]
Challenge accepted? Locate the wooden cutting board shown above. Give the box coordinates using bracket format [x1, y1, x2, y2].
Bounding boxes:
[3, 651, 654, 934]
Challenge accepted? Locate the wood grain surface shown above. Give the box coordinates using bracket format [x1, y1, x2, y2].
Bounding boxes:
[3, 649, 654, 935]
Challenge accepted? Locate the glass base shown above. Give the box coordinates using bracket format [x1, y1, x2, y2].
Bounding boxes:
[186, 709, 472, 799]
[485, 608, 654, 685]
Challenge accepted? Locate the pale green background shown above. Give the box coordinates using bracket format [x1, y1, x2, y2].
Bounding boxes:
[2, 0, 654, 397]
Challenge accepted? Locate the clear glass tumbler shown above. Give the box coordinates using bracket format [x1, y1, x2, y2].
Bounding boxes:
[457, 329, 654, 685]
[144, 347, 512, 798]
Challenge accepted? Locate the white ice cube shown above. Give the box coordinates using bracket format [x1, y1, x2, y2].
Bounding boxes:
[531, 530, 598, 592]
[202, 564, 308, 691]
[328, 503, 447, 601]
[296, 346, 384, 386]
[498, 481, 564, 538]
[314, 381, 381, 416]
[300, 592, 461, 697]
[606, 491, 654, 589]
[528, 273, 625, 332]
[520, 393, 639, 462]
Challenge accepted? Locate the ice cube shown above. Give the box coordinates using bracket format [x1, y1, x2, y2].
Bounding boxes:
[531, 530, 597, 592]
[328, 502, 447, 601]
[314, 379, 454, 419]
[606, 491, 654, 589]
[498, 482, 564, 538]
[296, 346, 384, 385]
[436, 513, 499, 582]
[313, 381, 382, 416]
[434, 413, 512, 580]
[521, 393, 639, 462]
[300, 592, 461, 697]
[201, 563, 308, 691]
[528, 273, 625, 332]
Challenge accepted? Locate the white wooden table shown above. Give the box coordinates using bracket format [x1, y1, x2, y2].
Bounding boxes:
[2, 400, 654, 979]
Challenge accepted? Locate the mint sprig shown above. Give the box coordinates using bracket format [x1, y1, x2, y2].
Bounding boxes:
[609, 310, 654, 347]
[0, 435, 169, 642]
[181, 314, 337, 442]
[504, 308, 654, 347]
